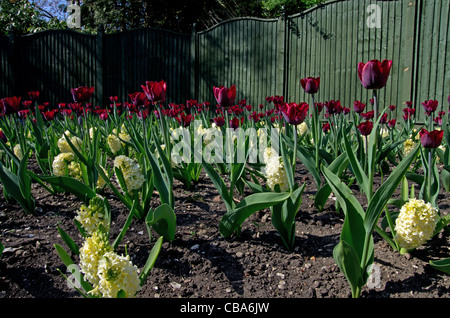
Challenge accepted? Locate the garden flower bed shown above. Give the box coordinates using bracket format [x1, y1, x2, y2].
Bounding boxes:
[0, 61, 449, 299]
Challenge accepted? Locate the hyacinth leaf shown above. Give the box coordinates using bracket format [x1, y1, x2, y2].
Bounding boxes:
[219, 192, 291, 238]
[430, 257, 450, 274]
[314, 152, 349, 211]
[57, 227, 80, 255]
[282, 134, 321, 188]
[0, 241, 4, 259]
[364, 145, 420, 235]
[152, 130, 173, 189]
[146, 203, 176, 242]
[322, 166, 368, 260]
[343, 132, 370, 199]
[113, 200, 137, 250]
[54, 244, 93, 295]
[0, 161, 35, 214]
[145, 141, 171, 208]
[95, 163, 131, 209]
[139, 236, 163, 286]
[35, 175, 96, 206]
[271, 184, 305, 250]
[333, 241, 365, 298]
[279, 139, 294, 191]
[202, 161, 234, 212]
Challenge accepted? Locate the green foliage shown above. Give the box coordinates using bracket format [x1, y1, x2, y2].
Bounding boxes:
[0, 0, 65, 35]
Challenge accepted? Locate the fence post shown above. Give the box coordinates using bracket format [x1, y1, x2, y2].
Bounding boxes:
[191, 23, 198, 101]
[8, 29, 16, 98]
[276, 8, 288, 98]
[96, 24, 105, 107]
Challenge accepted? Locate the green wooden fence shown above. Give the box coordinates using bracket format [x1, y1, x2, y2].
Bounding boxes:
[0, 0, 448, 122]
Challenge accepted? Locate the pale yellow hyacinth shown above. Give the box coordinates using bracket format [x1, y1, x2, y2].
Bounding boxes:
[113, 155, 145, 193]
[52, 152, 82, 180]
[13, 144, 23, 160]
[75, 196, 109, 236]
[263, 147, 289, 192]
[394, 198, 438, 250]
[57, 130, 83, 154]
[79, 230, 112, 286]
[403, 138, 416, 156]
[297, 122, 308, 136]
[94, 251, 141, 298]
[107, 133, 122, 155]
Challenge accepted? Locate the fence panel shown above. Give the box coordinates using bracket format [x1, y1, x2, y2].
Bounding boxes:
[14, 30, 99, 106]
[413, 0, 450, 123]
[196, 18, 283, 108]
[285, 0, 418, 122]
[103, 28, 193, 106]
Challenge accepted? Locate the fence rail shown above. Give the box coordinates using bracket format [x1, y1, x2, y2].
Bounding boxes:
[0, 0, 448, 123]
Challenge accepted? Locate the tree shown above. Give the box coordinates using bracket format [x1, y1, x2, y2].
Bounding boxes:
[0, 0, 66, 35]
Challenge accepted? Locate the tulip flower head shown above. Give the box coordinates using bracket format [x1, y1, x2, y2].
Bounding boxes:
[213, 85, 237, 108]
[357, 120, 374, 136]
[210, 116, 224, 127]
[421, 100, 439, 116]
[419, 129, 444, 149]
[353, 100, 366, 114]
[129, 92, 148, 107]
[300, 77, 320, 94]
[28, 91, 40, 102]
[141, 80, 167, 103]
[1, 96, 22, 115]
[358, 59, 392, 90]
[71, 86, 94, 103]
[324, 100, 342, 115]
[279, 102, 309, 126]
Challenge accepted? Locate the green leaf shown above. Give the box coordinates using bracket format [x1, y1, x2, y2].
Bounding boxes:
[139, 236, 163, 286]
[0, 161, 35, 214]
[146, 142, 171, 207]
[271, 184, 305, 250]
[201, 161, 234, 211]
[314, 153, 348, 211]
[219, 191, 291, 238]
[112, 200, 137, 250]
[333, 241, 365, 298]
[343, 132, 370, 198]
[146, 203, 176, 242]
[322, 165, 367, 259]
[57, 227, 80, 255]
[54, 244, 93, 293]
[429, 258, 450, 275]
[116, 289, 127, 298]
[0, 241, 4, 258]
[364, 145, 420, 234]
[280, 137, 294, 190]
[35, 175, 96, 206]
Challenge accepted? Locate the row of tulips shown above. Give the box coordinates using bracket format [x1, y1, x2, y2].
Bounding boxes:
[0, 59, 449, 297]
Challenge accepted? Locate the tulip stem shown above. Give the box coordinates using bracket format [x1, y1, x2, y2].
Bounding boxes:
[293, 124, 298, 175]
[427, 148, 432, 204]
[311, 95, 320, 171]
[373, 90, 378, 123]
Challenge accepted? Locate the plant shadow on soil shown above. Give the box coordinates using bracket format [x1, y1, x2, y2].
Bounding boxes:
[0, 161, 449, 299]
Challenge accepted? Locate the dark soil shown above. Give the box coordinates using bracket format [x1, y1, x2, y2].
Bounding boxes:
[0, 160, 449, 300]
